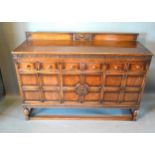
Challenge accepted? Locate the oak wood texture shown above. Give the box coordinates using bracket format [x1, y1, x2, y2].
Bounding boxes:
[12, 32, 153, 120]
[30, 115, 133, 121]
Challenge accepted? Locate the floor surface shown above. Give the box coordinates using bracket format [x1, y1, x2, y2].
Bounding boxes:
[0, 93, 155, 133]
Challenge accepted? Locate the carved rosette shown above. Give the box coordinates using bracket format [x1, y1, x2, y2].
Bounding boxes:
[75, 83, 89, 96]
[73, 33, 93, 41]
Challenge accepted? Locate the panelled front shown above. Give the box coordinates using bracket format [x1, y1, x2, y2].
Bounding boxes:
[16, 57, 149, 107]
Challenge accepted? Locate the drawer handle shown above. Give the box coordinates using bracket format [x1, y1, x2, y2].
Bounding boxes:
[114, 65, 119, 70]
[48, 65, 53, 69]
[26, 65, 31, 69]
[70, 65, 75, 69]
[92, 65, 97, 69]
[70, 65, 73, 69]
[136, 65, 141, 70]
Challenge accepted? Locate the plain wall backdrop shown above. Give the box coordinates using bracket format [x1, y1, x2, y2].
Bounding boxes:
[0, 22, 154, 95]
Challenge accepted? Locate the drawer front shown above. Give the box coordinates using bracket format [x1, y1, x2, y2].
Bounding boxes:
[20, 74, 38, 86]
[41, 63, 57, 71]
[130, 63, 145, 72]
[19, 62, 36, 71]
[42, 75, 58, 86]
[85, 75, 102, 86]
[63, 75, 80, 86]
[44, 91, 59, 101]
[23, 90, 41, 101]
[64, 63, 79, 70]
[107, 63, 125, 72]
[15, 58, 149, 106]
[86, 63, 101, 70]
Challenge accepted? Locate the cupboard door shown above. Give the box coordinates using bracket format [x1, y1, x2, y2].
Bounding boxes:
[126, 75, 143, 87]
[63, 75, 80, 86]
[105, 75, 122, 87]
[124, 92, 139, 102]
[102, 61, 143, 106]
[103, 92, 120, 102]
[20, 74, 38, 86]
[44, 91, 59, 101]
[85, 75, 101, 86]
[85, 92, 100, 102]
[42, 74, 58, 86]
[64, 91, 79, 101]
[23, 90, 41, 101]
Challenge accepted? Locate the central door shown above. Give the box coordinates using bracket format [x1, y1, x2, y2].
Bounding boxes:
[62, 62, 102, 104]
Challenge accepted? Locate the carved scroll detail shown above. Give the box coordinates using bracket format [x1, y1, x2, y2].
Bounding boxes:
[75, 83, 89, 96]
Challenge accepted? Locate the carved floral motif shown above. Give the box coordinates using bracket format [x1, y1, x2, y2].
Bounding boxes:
[75, 83, 89, 96]
[73, 33, 93, 41]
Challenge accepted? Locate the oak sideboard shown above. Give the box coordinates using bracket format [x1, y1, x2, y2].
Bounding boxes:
[12, 32, 153, 120]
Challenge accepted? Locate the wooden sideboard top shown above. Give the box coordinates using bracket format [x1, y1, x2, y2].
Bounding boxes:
[13, 32, 153, 56]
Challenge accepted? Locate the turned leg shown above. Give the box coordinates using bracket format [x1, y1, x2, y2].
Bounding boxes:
[132, 109, 140, 121]
[23, 107, 31, 120]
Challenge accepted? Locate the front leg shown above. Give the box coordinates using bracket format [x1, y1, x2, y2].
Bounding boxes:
[132, 109, 140, 121]
[23, 107, 31, 120]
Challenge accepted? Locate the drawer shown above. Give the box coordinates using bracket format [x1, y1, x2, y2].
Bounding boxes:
[41, 63, 57, 71]
[19, 61, 59, 72]
[19, 61, 43, 71]
[63, 63, 79, 70]
[107, 63, 125, 72]
[107, 62, 146, 72]
[86, 63, 101, 70]
[129, 63, 145, 72]
[19, 62, 35, 71]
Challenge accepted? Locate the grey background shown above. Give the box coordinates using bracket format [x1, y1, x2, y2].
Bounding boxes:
[0, 22, 154, 95]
